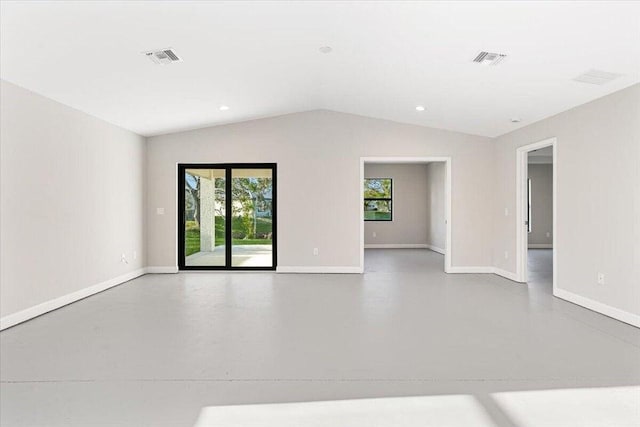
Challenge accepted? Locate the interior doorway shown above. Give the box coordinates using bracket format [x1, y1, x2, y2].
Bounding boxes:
[526, 146, 554, 292]
[359, 157, 451, 273]
[178, 163, 277, 270]
[516, 138, 556, 292]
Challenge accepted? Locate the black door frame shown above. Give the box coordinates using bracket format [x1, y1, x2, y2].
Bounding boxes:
[178, 163, 277, 271]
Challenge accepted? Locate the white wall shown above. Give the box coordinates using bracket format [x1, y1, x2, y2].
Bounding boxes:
[426, 162, 446, 252]
[0, 80, 146, 319]
[493, 83, 640, 320]
[364, 163, 428, 246]
[146, 110, 494, 270]
[2, 79, 637, 326]
[527, 163, 553, 247]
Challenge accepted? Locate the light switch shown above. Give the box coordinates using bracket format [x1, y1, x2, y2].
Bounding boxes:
[156, 208, 165, 215]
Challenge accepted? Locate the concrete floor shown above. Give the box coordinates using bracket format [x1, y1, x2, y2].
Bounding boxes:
[1, 249, 639, 426]
[527, 248, 553, 294]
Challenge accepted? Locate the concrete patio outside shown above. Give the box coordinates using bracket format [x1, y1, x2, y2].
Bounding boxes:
[185, 244, 273, 267]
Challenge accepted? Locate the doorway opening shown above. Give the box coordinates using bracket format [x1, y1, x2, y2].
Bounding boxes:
[516, 138, 556, 292]
[359, 157, 451, 273]
[178, 163, 277, 270]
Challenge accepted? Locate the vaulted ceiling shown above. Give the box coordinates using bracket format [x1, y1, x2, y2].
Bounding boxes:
[2, 1, 639, 137]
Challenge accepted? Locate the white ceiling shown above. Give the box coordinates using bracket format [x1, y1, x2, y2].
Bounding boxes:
[2, 1, 639, 137]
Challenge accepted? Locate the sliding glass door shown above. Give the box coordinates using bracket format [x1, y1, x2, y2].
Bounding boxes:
[180, 167, 227, 267]
[230, 168, 274, 267]
[178, 163, 277, 270]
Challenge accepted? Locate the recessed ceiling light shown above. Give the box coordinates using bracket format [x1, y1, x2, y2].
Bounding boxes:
[219, 105, 229, 111]
[511, 118, 521, 123]
[573, 69, 622, 85]
[319, 46, 332, 54]
[416, 105, 425, 111]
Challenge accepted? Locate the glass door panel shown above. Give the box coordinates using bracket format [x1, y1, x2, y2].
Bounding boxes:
[231, 168, 274, 267]
[183, 168, 226, 267]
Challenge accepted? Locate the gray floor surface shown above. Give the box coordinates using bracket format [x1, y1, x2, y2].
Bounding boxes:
[1, 249, 638, 426]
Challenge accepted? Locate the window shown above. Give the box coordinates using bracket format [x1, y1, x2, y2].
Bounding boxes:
[364, 178, 392, 221]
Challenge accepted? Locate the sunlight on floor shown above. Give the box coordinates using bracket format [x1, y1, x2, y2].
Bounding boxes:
[193, 386, 640, 427]
[193, 394, 496, 427]
[493, 386, 640, 427]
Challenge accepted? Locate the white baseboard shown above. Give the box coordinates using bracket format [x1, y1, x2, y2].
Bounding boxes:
[554, 288, 640, 328]
[277, 266, 363, 274]
[146, 266, 179, 274]
[0, 268, 146, 331]
[446, 266, 521, 282]
[426, 245, 445, 255]
[363, 243, 445, 254]
[447, 266, 494, 274]
[364, 244, 429, 249]
[528, 244, 553, 249]
[492, 267, 522, 282]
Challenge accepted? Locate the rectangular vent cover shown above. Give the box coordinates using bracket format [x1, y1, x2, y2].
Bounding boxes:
[473, 51, 507, 66]
[573, 69, 622, 85]
[145, 48, 182, 65]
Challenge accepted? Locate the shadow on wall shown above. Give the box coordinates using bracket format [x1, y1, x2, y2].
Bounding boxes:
[192, 385, 639, 427]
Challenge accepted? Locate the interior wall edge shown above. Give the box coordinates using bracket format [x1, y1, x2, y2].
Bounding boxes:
[554, 288, 640, 328]
[490, 83, 640, 321]
[0, 80, 147, 318]
[0, 268, 147, 331]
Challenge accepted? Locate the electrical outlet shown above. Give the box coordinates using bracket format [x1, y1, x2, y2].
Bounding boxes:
[504, 251, 509, 260]
[156, 207, 165, 215]
[504, 207, 509, 217]
[313, 248, 319, 256]
[372, 231, 377, 238]
[546, 232, 551, 238]
[597, 273, 605, 285]
[133, 250, 137, 260]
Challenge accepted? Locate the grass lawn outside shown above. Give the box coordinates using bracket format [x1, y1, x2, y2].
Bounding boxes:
[364, 211, 392, 221]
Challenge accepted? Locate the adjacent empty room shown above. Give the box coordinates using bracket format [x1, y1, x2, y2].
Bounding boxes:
[1, 2, 639, 426]
[362, 160, 449, 273]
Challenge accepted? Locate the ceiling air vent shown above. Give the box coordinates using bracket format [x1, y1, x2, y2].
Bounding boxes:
[573, 69, 622, 85]
[144, 48, 182, 65]
[473, 51, 507, 66]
